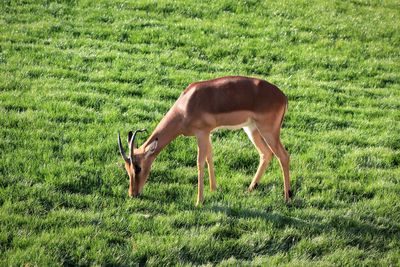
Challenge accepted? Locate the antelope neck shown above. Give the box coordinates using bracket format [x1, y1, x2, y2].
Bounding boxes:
[142, 109, 183, 156]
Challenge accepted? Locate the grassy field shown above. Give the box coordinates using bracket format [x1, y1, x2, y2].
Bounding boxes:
[1, 0, 399, 265]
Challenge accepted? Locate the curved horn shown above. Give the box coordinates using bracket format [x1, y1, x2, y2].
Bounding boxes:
[129, 129, 147, 159]
[118, 132, 129, 163]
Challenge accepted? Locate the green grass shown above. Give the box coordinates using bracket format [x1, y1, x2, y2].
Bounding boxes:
[1, 0, 399, 265]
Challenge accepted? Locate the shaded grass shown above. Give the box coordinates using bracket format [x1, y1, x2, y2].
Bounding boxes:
[1, 0, 399, 265]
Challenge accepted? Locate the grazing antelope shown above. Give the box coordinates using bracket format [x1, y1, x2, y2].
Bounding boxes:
[118, 76, 291, 206]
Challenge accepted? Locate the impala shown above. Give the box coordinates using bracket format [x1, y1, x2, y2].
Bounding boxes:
[118, 76, 291, 205]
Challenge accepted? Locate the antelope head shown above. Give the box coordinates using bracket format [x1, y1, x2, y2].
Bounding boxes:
[118, 130, 158, 197]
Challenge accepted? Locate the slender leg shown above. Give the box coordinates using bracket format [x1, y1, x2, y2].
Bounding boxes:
[206, 136, 216, 191]
[256, 125, 291, 202]
[196, 132, 209, 206]
[244, 127, 274, 191]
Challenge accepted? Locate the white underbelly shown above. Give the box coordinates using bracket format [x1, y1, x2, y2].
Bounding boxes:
[211, 119, 258, 144]
[213, 118, 256, 131]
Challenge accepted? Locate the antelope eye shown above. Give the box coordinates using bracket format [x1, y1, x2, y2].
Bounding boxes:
[134, 165, 141, 174]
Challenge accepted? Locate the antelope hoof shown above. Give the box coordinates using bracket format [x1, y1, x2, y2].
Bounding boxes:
[284, 190, 293, 202]
[129, 191, 140, 198]
[248, 182, 258, 192]
[196, 198, 204, 207]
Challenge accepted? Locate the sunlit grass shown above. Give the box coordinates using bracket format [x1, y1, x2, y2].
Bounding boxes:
[1, 0, 399, 265]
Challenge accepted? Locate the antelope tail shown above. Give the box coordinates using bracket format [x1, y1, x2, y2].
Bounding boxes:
[280, 96, 288, 127]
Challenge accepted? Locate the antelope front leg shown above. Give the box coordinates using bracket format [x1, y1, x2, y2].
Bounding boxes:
[196, 132, 209, 206]
[206, 136, 216, 192]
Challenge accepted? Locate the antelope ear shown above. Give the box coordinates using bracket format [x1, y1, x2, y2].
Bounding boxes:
[145, 138, 158, 157]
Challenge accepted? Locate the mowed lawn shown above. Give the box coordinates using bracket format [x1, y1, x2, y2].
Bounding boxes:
[1, 0, 399, 265]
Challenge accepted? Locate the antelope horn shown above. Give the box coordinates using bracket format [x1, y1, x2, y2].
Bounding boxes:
[129, 129, 147, 159]
[118, 132, 129, 163]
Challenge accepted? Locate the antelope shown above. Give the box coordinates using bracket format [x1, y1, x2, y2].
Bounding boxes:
[118, 76, 291, 206]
